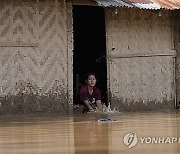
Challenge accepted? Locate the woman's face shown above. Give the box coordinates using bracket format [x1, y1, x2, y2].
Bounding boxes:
[87, 75, 96, 87]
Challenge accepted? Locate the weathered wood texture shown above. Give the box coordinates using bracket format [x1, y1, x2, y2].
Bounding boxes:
[66, 1, 73, 113]
[106, 8, 176, 111]
[174, 10, 180, 107]
[0, 0, 69, 114]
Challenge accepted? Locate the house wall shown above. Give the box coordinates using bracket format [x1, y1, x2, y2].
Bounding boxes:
[0, 0, 70, 114]
[105, 8, 176, 111]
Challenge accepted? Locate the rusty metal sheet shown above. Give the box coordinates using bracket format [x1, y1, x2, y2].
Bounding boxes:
[153, 0, 180, 9]
[94, 0, 180, 9]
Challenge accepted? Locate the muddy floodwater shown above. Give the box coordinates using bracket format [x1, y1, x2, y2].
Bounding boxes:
[0, 111, 180, 154]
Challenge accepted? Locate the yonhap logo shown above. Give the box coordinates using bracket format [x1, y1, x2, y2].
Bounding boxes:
[123, 132, 138, 148]
[123, 132, 180, 149]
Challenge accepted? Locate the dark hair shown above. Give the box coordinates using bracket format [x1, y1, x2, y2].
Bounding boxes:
[85, 72, 96, 81]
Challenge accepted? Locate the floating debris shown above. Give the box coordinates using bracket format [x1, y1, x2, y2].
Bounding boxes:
[98, 118, 117, 123]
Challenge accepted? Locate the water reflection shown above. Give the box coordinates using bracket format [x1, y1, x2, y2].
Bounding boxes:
[0, 112, 179, 154]
[109, 112, 180, 154]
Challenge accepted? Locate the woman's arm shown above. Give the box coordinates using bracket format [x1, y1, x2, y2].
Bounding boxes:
[83, 100, 94, 111]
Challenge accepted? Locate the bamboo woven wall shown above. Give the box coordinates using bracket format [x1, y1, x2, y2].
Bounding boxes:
[0, 0, 69, 114]
[106, 8, 176, 110]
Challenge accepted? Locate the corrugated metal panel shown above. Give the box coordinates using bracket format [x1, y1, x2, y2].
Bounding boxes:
[93, 0, 133, 7]
[94, 0, 180, 9]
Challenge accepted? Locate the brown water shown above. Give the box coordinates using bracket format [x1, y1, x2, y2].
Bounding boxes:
[0, 112, 179, 154]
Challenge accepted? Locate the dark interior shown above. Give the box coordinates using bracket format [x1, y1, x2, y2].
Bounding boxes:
[73, 5, 107, 105]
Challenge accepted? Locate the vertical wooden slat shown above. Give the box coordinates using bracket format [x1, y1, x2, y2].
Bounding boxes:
[104, 8, 111, 104]
[66, 1, 73, 105]
[174, 10, 180, 106]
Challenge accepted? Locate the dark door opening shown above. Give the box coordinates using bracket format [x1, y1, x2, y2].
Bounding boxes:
[73, 5, 107, 106]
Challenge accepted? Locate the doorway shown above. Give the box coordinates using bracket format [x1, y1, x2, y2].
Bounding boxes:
[73, 5, 107, 106]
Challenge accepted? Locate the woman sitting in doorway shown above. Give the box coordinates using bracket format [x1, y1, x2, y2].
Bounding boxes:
[80, 72, 103, 113]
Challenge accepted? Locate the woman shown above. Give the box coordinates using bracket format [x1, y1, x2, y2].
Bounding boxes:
[80, 73, 103, 112]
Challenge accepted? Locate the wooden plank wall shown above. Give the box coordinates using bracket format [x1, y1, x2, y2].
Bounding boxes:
[105, 8, 176, 111]
[0, 0, 69, 114]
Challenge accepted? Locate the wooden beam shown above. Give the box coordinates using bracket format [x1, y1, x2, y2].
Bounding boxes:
[109, 51, 177, 59]
[0, 42, 39, 47]
[70, 0, 98, 6]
